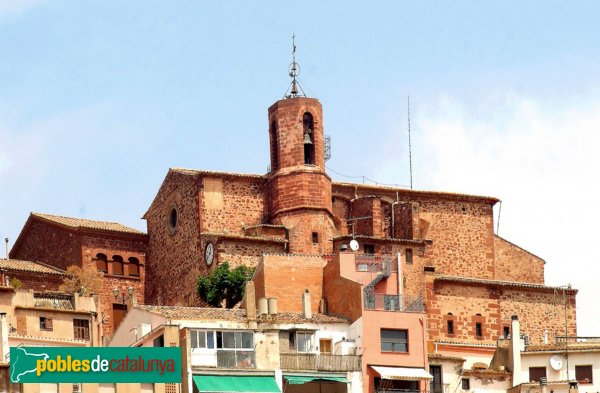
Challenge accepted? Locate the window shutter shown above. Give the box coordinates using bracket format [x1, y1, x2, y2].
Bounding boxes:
[46, 318, 53, 330]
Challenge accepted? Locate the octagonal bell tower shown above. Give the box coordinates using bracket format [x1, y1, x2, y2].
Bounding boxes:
[266, 40, 335, 254]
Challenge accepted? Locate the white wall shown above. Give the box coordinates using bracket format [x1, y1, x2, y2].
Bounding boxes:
[521, 351, 600, 393]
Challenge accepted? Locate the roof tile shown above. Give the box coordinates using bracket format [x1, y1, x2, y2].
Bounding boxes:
[32, 213, 145, 235]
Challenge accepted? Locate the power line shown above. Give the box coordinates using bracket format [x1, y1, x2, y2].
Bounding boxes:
[326, 166, 410, 188]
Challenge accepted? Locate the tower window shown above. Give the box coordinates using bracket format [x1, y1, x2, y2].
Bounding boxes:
[303, 112, 315, 165]
[475, 322, 483, 337]
[447, 320, 454, 335]
[311, 232, 319, 244]
[167, 205, 178, 235]
[503, 326, 510, 339]
[405, 249, 413, 264]
[95, 253, 108, 273]
[270, 120, 279, 171]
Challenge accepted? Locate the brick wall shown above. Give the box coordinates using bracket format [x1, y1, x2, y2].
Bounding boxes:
[253, 254, 325, 313]
[7, 271, 64, 291]
[322, 255, 363, 321]
[425, 274, 576, 345]
[82, 234, 147, 338]
[494, 235, 544, 283]
[10, 220, 82, 270]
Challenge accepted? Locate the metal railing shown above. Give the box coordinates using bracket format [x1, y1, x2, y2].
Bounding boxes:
[280, 353, 361, 371]
[216, 350, 255, 369]
[364, 293, 425, 313]
[355, 255, 397, 273]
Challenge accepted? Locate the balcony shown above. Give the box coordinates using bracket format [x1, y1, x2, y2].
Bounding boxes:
[355, 255, 397, 273]
[364, 293, 425, 313]
[280, 353, 361, 372]
[216, 350, 255, 369]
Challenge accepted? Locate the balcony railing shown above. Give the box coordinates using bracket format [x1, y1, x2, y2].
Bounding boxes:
[216, 350, 255, 369]
[364, 293, 425, 313]
[280, 353, 361, 372]
[355, 255, 397, 273]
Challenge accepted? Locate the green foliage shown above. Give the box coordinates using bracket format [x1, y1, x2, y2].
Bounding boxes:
[9, 277, 22, 290]
[196, 262, 255, 308]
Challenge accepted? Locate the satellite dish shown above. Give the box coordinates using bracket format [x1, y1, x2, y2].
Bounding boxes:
[550, 355, 563, 371]
[349, 240, 359, 251]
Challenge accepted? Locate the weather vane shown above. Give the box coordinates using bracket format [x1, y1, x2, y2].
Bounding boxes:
[284, 33, 306, 99]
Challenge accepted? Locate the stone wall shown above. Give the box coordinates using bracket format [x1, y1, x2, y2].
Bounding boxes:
[82, 234, 147, 338]
[10, 220, 82, 270]
[145, 170, 202, 306]
[7, 271, 64, 292]
[215, 238, 285, 269]
[494, 235, 545, 283]
[425, 274, 577, 345]
[418, 199, 496, 279]
[201, 176, 267, 235]
[273, 210, 336, 255]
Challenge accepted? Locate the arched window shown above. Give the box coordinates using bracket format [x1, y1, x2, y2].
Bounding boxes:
[303, 112, 315, 165]
[95, 253, 108, 273]
[270, 120, 279, 171]
[112, 255, 124, 276]
[128, 257, 140, 277]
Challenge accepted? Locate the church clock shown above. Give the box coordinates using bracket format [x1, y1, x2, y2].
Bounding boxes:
[204, 243, 214, 266]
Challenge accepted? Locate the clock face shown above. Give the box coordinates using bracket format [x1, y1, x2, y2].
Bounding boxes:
[205, 243, 214, 266]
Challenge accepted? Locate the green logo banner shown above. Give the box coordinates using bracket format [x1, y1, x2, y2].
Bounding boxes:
[10, 347, 181, 383]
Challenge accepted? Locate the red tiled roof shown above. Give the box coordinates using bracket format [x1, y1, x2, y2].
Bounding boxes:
[434, 275, 578, 294]
[32, 213, 145, 235]
[136, 305, 348, 324]
[0, 258, 66, 275]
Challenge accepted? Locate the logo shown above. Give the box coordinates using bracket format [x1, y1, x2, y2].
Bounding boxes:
[10, 347, 181, 383]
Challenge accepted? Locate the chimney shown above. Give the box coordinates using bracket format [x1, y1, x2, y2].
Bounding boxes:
[258, 297, 268, 317]
[268, 298, 278, 315]
[302, 289, 312, 319]
[510, 315, 522, 387]
[0, 313, 8, 360]
[244, 282, 257, 320]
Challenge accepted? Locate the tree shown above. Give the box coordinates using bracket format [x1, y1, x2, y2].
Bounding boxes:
[197, 262, 254, 308]
[60, 265, 104, 296]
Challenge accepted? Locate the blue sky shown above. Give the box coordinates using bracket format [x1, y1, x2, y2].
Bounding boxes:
[1, 1, 599, 334]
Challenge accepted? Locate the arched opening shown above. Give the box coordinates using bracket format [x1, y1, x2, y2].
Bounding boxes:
[128, 257, 140, 277]
[303, 112, 315, 165]
[270, 120, 279, 171]
[112, 255, 124, 276]
[95, 253, 108, 273]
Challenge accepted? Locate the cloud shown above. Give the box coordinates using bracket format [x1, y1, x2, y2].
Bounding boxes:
[375, 92, 600, 335]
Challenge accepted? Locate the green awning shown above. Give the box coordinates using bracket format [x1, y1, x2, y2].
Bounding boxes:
[284, 375, 348, 385]
[193, 375, 280, 393]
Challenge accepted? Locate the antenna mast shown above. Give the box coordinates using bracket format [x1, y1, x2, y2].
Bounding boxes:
[408, 95, 413, 190]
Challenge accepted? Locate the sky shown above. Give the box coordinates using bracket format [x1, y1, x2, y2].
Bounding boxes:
[1, 1, 599, 335]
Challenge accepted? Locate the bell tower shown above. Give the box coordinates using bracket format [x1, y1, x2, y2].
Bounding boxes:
[266, 37, 335, 254]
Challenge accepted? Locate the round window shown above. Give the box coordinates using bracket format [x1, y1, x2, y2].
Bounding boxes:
[167, 206, 178, 235]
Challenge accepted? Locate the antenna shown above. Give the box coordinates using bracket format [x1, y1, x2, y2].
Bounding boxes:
[284, 34, 306, 99]
[408, 95, 413, 190]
